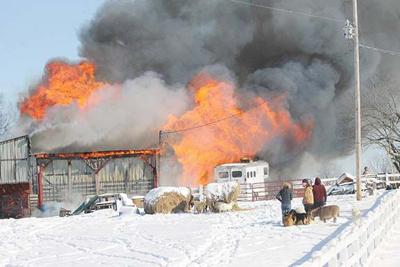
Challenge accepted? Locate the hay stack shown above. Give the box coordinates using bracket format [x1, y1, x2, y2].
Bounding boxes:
[144, 187, 192, 214]
[205, 182, 240, 212]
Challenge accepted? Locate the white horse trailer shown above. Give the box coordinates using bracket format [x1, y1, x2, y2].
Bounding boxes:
[214, 160, 270, 184]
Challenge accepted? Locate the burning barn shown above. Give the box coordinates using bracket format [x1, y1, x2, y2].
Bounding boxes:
[0, 135, 159, 218]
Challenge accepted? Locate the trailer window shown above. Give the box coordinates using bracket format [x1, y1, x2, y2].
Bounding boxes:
[218, 172, 229, 178]
[253, 171, 256, 177]
[264, 167, 269, 175]
[232, 171, 243, 178]
[247, 172, 249, 178]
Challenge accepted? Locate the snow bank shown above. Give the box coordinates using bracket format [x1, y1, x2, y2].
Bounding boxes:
[144, 187, 192, 214]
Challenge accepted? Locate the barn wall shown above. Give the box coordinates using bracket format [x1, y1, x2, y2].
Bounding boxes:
[41, 157, 155, 203]
[0, 136, 30, 184]
[0, 182, 31, 218]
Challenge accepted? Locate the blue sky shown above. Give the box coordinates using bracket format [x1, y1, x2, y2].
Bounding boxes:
[0, 1, 105, 103]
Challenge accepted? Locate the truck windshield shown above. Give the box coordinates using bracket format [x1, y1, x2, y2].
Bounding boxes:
[218, 172, 229, 178]
[232, 171, 243, 178]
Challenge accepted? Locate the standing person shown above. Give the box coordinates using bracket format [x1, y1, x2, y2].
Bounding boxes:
[276, 182, 293, 217]
[313, 177, 327, 209]
[362, 166, 370, 176]
[302, 179, 314, 215]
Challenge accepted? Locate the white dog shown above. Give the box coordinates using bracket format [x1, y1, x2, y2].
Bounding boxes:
[352, 207, 361, 226]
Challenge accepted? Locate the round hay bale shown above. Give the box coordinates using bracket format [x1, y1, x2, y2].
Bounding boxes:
[144, 187, 192, 214]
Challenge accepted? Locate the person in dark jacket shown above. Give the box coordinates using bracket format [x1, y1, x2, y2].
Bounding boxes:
[313, 177, 327, 209]
[276, 182, 293, 216]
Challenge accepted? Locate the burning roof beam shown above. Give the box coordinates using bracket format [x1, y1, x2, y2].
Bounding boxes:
[33, 149, 159, 160]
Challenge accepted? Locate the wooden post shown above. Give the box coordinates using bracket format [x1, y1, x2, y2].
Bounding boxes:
[67, 160, 72, 199]
[352, 0, 362, 201]
[37, 165, 44, 209]
[157, 130, 162, 188]
[95, 173, 100, 195]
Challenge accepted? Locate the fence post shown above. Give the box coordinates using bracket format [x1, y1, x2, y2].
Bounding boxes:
[385, 173, 389, 187]
[67, 160, 72, 199]
[251, 183, 254, 202]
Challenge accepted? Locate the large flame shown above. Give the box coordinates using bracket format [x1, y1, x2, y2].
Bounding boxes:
[20, 61, 106, 120]
[163, 74, 314, 186]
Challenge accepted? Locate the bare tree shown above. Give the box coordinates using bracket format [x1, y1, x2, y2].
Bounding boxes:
[0, 94, 15, 139]
[368, 153, 392, 174]
[363, 76, 400, 172]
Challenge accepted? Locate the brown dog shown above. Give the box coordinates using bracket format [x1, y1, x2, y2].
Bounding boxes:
[311, 205, 340, 223]
[283, 210, 296, 227]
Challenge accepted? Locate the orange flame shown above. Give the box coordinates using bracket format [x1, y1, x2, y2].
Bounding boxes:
[163, 73, 314, 186]
[20, 61, 106, 120]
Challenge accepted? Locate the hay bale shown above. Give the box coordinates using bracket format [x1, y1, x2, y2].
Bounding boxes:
[192, 200, 207, 213]
[205, 182, 240, 203]
[213, 201, 234, 213]
[132, 196, 144, 208]
[144, 187, 192, 214]
[204, 182, 241, 213]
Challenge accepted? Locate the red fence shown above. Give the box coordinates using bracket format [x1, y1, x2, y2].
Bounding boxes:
[238, 180, 305, 202]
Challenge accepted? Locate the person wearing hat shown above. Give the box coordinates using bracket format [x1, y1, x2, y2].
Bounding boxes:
[276, 182, 293, 218]
[302, 178, 314, 215]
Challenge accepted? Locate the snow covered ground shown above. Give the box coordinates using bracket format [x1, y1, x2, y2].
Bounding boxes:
[0, 192, 389, 267]
[370, 214, 400, 266]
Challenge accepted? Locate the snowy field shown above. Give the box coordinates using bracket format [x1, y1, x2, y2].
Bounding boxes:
[0, 192, 389, 267]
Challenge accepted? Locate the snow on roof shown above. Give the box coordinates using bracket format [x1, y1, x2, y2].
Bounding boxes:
[216, 160, 269, 168]
[337, 172, 355, 184]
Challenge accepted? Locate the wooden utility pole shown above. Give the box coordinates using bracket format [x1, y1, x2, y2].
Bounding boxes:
[352, 0, 362, 201]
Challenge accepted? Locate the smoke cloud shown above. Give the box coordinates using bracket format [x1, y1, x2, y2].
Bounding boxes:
[18, 0, 400, 178]
[19, 72, 189, 152]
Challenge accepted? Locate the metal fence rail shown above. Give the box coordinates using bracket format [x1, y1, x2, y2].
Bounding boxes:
[238, 180, 305, 202]
[237, 174, 400, 202]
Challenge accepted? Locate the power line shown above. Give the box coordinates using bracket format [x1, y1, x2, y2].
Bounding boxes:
[162, 99, 268, 135]
[228, 0, 343, 23]
[230, 0, 400, 58]
[360, 44, 400, 57]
